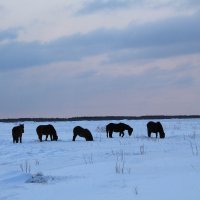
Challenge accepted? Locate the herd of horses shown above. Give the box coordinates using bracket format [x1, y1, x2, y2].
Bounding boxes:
[11, 121, 165, 143]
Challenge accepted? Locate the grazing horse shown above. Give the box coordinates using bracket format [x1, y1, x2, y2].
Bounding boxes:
[106, 123, 133, 138]
[12, 124, 24, 143]
[147, 121, 165, 139]
[72, 126, 93, 141]
[36, 124, 58, 142]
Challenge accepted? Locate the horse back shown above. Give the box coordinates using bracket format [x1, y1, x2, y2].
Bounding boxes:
[106, 123, 123, 132]
[12, 125, 23, 136]
[106, 123, 113, 131]
[36, 125, 44, 134]
[147, 121, 163, 132]
[73, 126, 84, 134]
[119, 123, 132, 130]
[37, 124, 56, 134]
[147, 121, 157, 132]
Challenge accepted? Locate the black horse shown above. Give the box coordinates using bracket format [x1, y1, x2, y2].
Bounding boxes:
[147, 121, 165, 139]
[36, 124, 58, 142]
[72, 126, 93, 141]
[106, 123, 133, 138]
[12, 124, 24, 143]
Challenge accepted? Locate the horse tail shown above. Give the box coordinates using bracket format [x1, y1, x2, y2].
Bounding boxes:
[106, 125, 109, 138]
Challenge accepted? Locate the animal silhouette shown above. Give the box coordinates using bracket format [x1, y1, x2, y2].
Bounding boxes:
[106, 123, 133, 138]
[147, 121, 165, 138]
[73, 126, 93, 141]
[12, 124, 24, 143]
[36, 124, 58, 142]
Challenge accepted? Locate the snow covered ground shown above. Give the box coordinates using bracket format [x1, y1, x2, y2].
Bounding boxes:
[0, 119, 200, 200]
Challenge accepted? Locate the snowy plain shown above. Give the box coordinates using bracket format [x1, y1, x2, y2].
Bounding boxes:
[0, 119, 200, 200]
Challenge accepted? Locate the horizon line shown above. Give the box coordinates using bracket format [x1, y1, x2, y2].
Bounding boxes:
[0, 115, 200, 122]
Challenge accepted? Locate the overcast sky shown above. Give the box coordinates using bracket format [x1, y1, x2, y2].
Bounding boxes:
[0, 0, 200, 118]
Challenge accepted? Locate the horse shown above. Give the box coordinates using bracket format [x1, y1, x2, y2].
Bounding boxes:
[72, 126, 93, 141]
[12, 124, 24, 143]
[106, 123, 133, 138]
[147, 121, 165, 139]
[36, 124, 58, 142]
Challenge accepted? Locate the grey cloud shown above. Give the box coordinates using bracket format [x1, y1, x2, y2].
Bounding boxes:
[0, 13, 200, 71]
[0, 61, 196, 117]
[0, 28, 19, 41]
[176, 0, 200, 8]
[150, 0, 200, 9]
[0, 5, 5, 13]
[98, 66, 195, 93]
[76, 0, 137, 15]
[76, 0, 200, 16]
[106, 42, 200, 64]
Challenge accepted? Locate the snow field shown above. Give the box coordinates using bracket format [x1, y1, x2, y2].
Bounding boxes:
[0, 119, 200, 200]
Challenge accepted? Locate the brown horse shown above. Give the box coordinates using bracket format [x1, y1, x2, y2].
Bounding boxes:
[12, 124, 24, 143]
[106, 123, 133, 138]
[36, 124, 58, 142]
[147, 121, 165, 139]
[73, 126, 93, 141]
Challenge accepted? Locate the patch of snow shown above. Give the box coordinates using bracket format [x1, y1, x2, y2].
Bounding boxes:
[0, 119, 200, 200]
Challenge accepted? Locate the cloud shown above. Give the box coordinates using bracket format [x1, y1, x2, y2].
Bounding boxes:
[0, 28, 19, 42]
[0, 5, 4, 11]
[76, 0, 200, 16]
[0, 12, 199, 71]
[0, 58, 198, 118]
[76, 0, 137, 15]
[176, 0, 200, 8]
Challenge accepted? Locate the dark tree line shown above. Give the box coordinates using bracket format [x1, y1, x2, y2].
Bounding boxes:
[0, 115, 200, 123]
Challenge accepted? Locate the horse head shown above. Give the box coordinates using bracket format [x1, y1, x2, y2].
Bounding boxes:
[160, 132, 165, 138]
[128, 127, 133, 136]
[157, 122, 165, 139]
[53, 133, 58, 141]
[20, 124, 24, 133]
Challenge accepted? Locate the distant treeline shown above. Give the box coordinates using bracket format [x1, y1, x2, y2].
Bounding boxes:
[0, 115, 200, 123]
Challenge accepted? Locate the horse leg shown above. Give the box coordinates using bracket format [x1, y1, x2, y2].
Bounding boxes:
[37, 132, 41, 142]
[50, 134, 53, 141]
[121, 132, 124, 137]
[156, 132, 158, 138]
[39, 134, 42, 142]
[148, 130, 151, 137]
[45, 134, 48, 141]
[37, 132, 42, 142]
[20, 136, 22, 143]
[119, 132, 124, 137]
[107, 131, 109, 138]
[72, 133, 77, 141]
[109, 131, 112, 138]
[16, 137, 19, 143]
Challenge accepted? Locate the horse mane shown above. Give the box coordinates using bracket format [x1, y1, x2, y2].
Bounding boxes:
[121, 123, 132, 131]
[157, 122, 164, 133]
[48, 124, 56, 134]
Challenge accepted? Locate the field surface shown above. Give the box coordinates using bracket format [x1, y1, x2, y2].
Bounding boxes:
[0, 119, 200, 200]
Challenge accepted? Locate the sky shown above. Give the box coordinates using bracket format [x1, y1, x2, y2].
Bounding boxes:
[0, 0, 200, 118]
